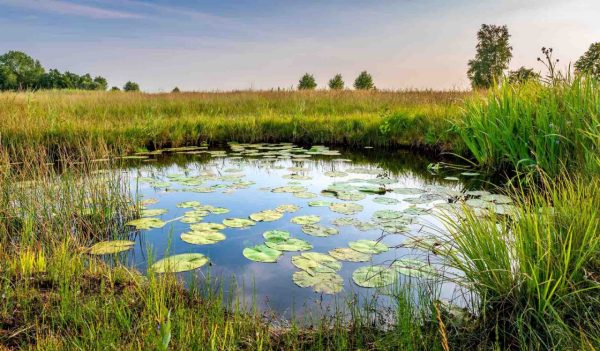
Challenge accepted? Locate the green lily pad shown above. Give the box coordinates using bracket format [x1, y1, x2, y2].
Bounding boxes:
[348, 240, 389, 254]
[262, 230, 291, 241]
[141, 208, 168, 217]
[140, 198, 159, 206]
[266, 237, 312, 251]
[291, 215, 320, 225]
[292, 271, 343, 294]
[272, 186, 306, 193]
[332, 217, 360, 226]
[380, 220, 409, 234]
[372, 210, 406, 222]
[391, 259, 437, 279]
[209, 207, 230, 214]
[151, 253, 209, 273]
[126, 217, 166, 230]
[403, 206, 429, 216]
[180, 216, 203, 224]
[275, 204, 300, 213]
[181, 230, 226, 245]
[223, 218, 256, 228]
[324, 171, 348, 177]
[464, 190, 491, 197]
[391, 187, 425, 195]
[293, 191, 317, 199]
[190, 223, 226, 231]
[292, 252, 341, 275]
[352, 266, 396, 288]
[335, 191, 366, 201]
[481, 194, 512, 204]
[249, 210, 283, 222]
[355, 221, 378, 231]
[328, 248, 371, 262]
[89, 240, 134, 255]
[243, 245, 282, 263]
[301, 224, 338, 237]
[189, 186, 216, 193]
[308, 200, 332, 207]
[373, 197, 400, 205]
[329, 203, 363, 215]
[465, 198, 491, 208]
[177, 201, 202, 208]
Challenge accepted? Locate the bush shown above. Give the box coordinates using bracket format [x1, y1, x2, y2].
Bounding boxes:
[353, 71, 374, 90]
[123, 81, 140, 92]
[298, 73, 317, 90]
[328, 74, 344, 90]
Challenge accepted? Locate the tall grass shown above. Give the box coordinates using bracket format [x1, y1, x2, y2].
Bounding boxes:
[457, 77, 600, 176]
[443, 175, 600, 349]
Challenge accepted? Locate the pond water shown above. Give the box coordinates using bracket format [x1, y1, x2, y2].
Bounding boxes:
[105, 143, 509, 318]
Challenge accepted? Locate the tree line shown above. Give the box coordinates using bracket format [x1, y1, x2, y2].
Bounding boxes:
[297, 71, 375, 90]
[0, 51, 140, 91]
[467, 24, 600, 88]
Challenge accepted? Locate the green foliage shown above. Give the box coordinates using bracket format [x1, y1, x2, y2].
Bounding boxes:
[353, 71, 375, 90]
[575, 42, 600, 80]
[123, 81, 140, 92]
[172, 86, 180, 93]
[467, 24, 513, 88]
[328, 74, 344, 90]
[0, 50, 45, 90]
[508, 66, 540, 84]
[297, 73, 317, 90]
[110, 86, 120, 91]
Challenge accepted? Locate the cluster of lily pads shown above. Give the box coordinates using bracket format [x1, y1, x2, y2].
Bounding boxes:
[87, 143, 518, 297]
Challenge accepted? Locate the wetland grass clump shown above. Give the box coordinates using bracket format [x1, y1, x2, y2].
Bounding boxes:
[443, 175, 600, 349]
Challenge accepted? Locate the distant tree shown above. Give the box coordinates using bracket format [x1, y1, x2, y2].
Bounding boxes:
[0, 51, 45, 90]
[575, 42, 600, 80]
[328, 74, 344, 90]
[353, 71, 374, 90]
[172, 86, 181, 93]
[110, 86, 120, 91]
[297, 73, 317, 90]
[93, 76, 108, 90]
[508, 67, 540, 84]
[123, 81, 140, 92]
[40, 68, 65, 89]
[467, 24, 513, 89]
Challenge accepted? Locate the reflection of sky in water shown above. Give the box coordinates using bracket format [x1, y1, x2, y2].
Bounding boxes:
[120, 149, 477, 319]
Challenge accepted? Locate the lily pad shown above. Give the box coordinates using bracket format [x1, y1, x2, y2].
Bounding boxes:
[292, 252, 341, 275]
[262, 230, 291, 241]
[308, 200, 332, 207]
[291, 215, 320, 225]
[332, 217, 360, 226]
[177, 201, 202, 208]
[141, 208, 168, 217]
[352, 266, 396, 288]
[373, 197, 400, 205]
[181, 230, 226, 245]
[355, 221, 378, 231]
[328, 248, 371, 262]
[274, 203, 303, 211]
[272, 186, 306, 193]
[151, 253, 209, 273]
[292, 271, 343, 294]
[223, 218, 256, 228]
[266, 237, 312, 251]
[89, 240, 134, 255]
[324, 171, 348, 177]
[391, 187, 425, 195]
[329, 203, 363, 215]
[293, 191, 317, 199]
[372, 210, 406, 222]
[249, 210, 283, 222]
[391, 259, 437, 279]
[243, 244, 282, 263]
[301, 224, 338, 237]
[126, 217, 166, 230]
[481, 194, 512, 204]
[349, 240, 389, 254]
[209, 207, 230, 214]
[335, 191, 366, 201]
[190, 223, 226, 231]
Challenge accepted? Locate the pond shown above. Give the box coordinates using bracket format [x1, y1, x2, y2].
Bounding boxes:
[99, 143, 511, 318]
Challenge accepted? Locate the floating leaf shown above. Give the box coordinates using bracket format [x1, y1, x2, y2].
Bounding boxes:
[332, 217, 360, 226]
[293, 191, 317, 199]
[372, 210, 407, 222]
[308, 200, 332, 207]
[352, 266, 395, 288]
[291, 215, 320, 225]
[89, 240, 134, 255]
[402, 206, 429, 216]
[292, 271, 343, 294]
[126, 217, 166, 230]
[141, 208, 167, 217]
[301, 224, 338, 237]
[373, 197, 400, 205]
[464, 190, 491, 197]
[249, 210, 283, 222]
[140, 198, 159, 206]
[329, 202, 363, 215]
[380, 220, 409, 234]
[292, 252, 341, 275]
[223, 218, 256, 228]
[481, 194, 512, 204]
[324, 171, 348, 177]
[177, 201, 202, 208]
[181, 230, 226, 245]
[262, 230, 291, 241]
[243, 245, 282, 263]
[272, 186, 306, 193]
[275, 204, 301, 212]
[465, 198, 490, 208]
[190, 223, 226, 231]
[180, 216, 203, 224]
[151, 253, 209, 273]
[328, 248, 371, 262]
[335, 191, 366, 201]
[355, 221, 377, 231]
[391, 259, 437, 279]
[391, 187, 425, 195]
[266, 237, 312, 251]
[349, 240, 389, 254]
[210, 207, 230, 214]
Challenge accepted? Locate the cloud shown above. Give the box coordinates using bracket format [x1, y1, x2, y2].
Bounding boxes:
[0, 0, 143, 19]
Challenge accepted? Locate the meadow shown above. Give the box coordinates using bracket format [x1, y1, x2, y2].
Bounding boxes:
[1, 78, 599, 350]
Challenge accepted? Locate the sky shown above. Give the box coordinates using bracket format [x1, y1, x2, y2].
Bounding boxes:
[1, 0, 599, 91]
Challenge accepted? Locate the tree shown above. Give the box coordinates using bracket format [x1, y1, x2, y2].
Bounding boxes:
[123, 81, 140, 92]
[353, 71, 374, 90]
[467, 24, 513, 89]
[297, 73, 317, 90]
[0, 51, 45, 90]
[575, 42, 600, 80]
[110, 86, 120, 91]
[508, 67, 540, 84]
[93, 76, 108, 91]
[328, 74, 344, 90]
[172, 87, 180, 93]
